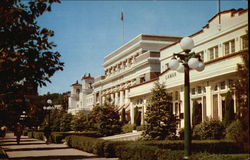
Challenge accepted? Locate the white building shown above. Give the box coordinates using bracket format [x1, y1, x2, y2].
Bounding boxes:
[68, 74, 95, 114]
[160, 8, 248, 128]
[92, 34, 182, 123]
[68, 9, 248, 127]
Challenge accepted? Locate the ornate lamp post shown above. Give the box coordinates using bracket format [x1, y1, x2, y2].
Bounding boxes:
[43, 99, 54, 129]
[168, 37, 205, 159]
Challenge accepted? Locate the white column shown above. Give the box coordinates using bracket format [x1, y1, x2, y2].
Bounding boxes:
[201, 96, 207, 122]
[102, 96, 105, 105]
[130, 101, 134, 124]
[218, 93, 222, 121]
[125, 89, 129, 104]
[111, 94, 114, 105]
[233, 91, 237, 113]
[205, 86, 212, 119]
[120, 90, 124, 106]
[141, 99, 147, 125]
[115, 92, 119, 106]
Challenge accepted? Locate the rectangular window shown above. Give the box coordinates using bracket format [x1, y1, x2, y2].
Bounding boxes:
[209, 46, 218, 60]
[215, 46, 219, 58]
[203, 87, 206, 93]
[224, 42, 230, 55]
[231, 40, 235, 53]
[214, 85, 218, 91]
[241, 35, 248, 50]
[220, 81, 226, 90]
[197, 86, 202, 94]
[191, 88, 196, 95]
[175, 91, 178, 100]
[228, 79, 234, 89]
[224, 39, 236, 55]
[209, 48, 214, 60]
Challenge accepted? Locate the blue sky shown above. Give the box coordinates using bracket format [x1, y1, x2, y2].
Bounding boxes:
[37, 0, 248, 95]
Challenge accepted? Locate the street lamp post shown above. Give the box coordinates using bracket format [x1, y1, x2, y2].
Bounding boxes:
[43, 99, 53, 129]
[168, 37, 205, 159]
[20, 111, 27, 121]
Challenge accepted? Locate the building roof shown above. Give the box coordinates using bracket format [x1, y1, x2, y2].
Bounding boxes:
[81, 73, 94, 80]
[160, 8, 248, 51]
[71, 80, 82, 87]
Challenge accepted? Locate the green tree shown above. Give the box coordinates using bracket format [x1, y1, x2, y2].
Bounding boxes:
[143, 82, 177, 140]
[89, 105, 121, 136]
[71, 111, 87, 132]
[60, 112, 73, 132]
[192, 100, 202, 127]
[0, 0, 63, 126]
[234, 39, 249, 151]
[223, 91, 235, 126]
[50, 109, 64, 131]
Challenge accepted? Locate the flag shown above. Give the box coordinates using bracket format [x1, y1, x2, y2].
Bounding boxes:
[120, 11, 124, 21]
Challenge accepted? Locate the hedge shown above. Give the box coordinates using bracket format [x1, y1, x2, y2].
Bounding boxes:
[65, 135, 247, 160]
[51, 131, 102, 143]
[139, 140, 245, 154]
[28, 131, 101, 143]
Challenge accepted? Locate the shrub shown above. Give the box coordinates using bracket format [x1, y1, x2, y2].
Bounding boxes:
[27, 131, 33, 138]
[225, 120, 242, 141]
[190, 152, 249, 160]
[71, 111, 87, 131]
[51, 131, 102, 143]
[32, 131, 44, 140]
[192, 120, 225, 140]
[65, 135, 245, 160]
[178, 128, 184, 140]
[60, 112, 73, 132]
[89, 105, 122, 136]
[122, 124, 134, 133]
[65, 135, 106, 156]
[136, 125, 145, 131]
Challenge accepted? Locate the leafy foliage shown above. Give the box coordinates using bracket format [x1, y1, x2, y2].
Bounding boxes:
[143, 82, 177, 140]
[0, 0, 63, 126]
[225, 120, 242, 140]
[192, 119, 225, 140]
[71, 111, 88, 132]
[89, 105, 121, 136]
[234, 47, 249, 152]
[59, 112, 73, 132]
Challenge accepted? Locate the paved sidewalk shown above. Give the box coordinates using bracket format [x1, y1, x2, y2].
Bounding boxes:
[0, 133, 118, 160]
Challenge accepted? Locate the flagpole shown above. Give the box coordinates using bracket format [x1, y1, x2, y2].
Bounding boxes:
[122, 16, 124, 43]
[121, 9, 124, 43]
[217, 0, 221, 31]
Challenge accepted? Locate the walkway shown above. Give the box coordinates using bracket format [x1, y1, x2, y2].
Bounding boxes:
[0, 133, 118, 160]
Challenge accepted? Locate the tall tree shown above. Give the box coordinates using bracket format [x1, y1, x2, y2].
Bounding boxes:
[234, 34, 249, 151]
[143, 82, 177, 140]
[89, 105, 121, 136]
[0, 0, 63, 125]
